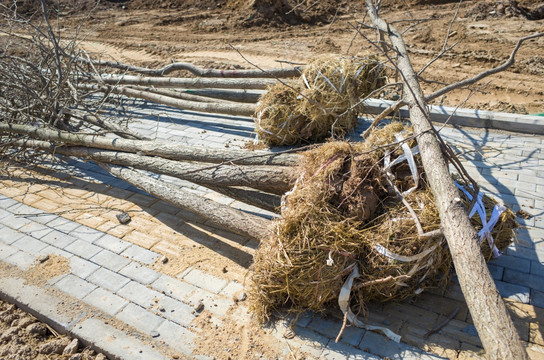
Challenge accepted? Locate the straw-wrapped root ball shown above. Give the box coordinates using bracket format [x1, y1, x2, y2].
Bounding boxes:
[254, 56, 387, 146]
[249, 122, 517, 321]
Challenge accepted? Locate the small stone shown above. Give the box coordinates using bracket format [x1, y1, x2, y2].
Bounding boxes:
[95, 354, 107, 360]
[236, 292, 247, 302]
[38, 254, 50, 263]
[160, 256, 168, 264]
[38, 338, 70, 355]
[194, 302, 204, 312]
[26, 323, 48, 336]
[69, 354, 83, 360]
[173, 355, 180, 359]
[14, 317, 36, 330]
[63, 338, 79, 355]
[159, 307, 166, 312]
[283, 329, 295, 339]
[116, 212, 131, 224]
[150, 331, 160, 338]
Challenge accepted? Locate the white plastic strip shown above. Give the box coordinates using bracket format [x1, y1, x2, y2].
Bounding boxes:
[454, 182, 502, 257]
[395, 134, 419, 195]
[338, 265, 401, 343]
[374, 243, 440, 263]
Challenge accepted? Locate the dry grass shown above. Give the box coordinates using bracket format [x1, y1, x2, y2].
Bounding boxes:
[254, 55, 386, 146]
[249, 122, 516, 322]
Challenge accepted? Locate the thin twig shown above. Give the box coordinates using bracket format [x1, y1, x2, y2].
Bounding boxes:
[424, 307, 459, 339]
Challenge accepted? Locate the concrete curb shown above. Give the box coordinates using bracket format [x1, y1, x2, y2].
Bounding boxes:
[364, 98, 544, 135]
[0, 274, 170, 360]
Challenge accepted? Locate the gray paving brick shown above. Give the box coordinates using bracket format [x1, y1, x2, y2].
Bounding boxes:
[93, 234, 131, 254]
[117, 303, 165, 334]
[220, 281, 244, 298]
[38, 245, 73, 259]
[4, 214, 33, 230]
[487, 264, 504, 280]
[489, 253, 531, 274]
[121, 244, 160, 265]
[70, 225, 106, 243]
[531, 290, 544, 308]
[40, 230, 77, 249]
[156, 295, 195, 326]
[69, 256, 100, 279]
[12, 236, 48, 254]
[119, 262, 161, 285]
[75, 318, 166, 360]
[505, 243, 544, 262]
[495, 280, 530, 304]
[117, 281, 161, 308]
[4, 251, 36, 270]
[287, 326, 328, 358]
[322, 340, 381, 360]
[530, 260, 544, 275]
[152, 275, 199, 302]
[64, 239, 102, 259]
[181, 268, 228, 294]
[307, 316, 365, 347]
[30, 213, 61, 225]
[83, 287, 128, 316]
[0, 227, 24, 245]
[46, 217, 81, 234]
[503, 269, 544, 292]
[155, 320, 196, 356]
[90, 249, 131, 272]
[359, 330, 421, 360]
[0, 276, 80, 331]
[6, 202, 41, 215]
[0, 242, 18, 260]
[0, 195, 18, 208]
[87, 267, 130, 292]
[17, 222, 53, 238]
[55, 274, 97, 299]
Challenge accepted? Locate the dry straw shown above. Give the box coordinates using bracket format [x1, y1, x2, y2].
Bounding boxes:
[254, 55, 386, 146]
[250, 122, 516, 321]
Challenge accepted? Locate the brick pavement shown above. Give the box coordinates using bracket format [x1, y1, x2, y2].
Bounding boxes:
[0, 99, 543, 359]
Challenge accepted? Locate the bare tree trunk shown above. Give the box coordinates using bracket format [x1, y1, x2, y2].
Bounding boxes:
[178, 89, 262, 104]
[80, 84, 256, 117]
[365, 2, 527, 359]
[100, 163, 271, 241]
[77, 57, 302, 78]
[0, 122, 300, 166]
[208, 186, 281, 213]
[96, 74, 276, 90]
[30, 143, 293, 194]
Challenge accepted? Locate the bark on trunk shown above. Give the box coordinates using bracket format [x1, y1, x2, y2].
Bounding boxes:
[180, 89, 262, 104]
[365, 2, 527, 359]
[208, 186, 281, 213]
[81, 84, 256, 117]
[100, 163, 271, 241]
[96, 74, 276, 90]
[0, 122, 300, 166]
[38, 144, 293, 194]
[78, 57, 302, 78]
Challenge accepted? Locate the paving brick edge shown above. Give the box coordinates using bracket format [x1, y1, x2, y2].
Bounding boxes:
[0, 274, 169, 360]
[364, 98, 544, 135]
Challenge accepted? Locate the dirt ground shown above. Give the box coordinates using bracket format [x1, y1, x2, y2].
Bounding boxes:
[0, 255, 109, 360]
[1, 0, 544, 358]
[46, 0, 544, 114]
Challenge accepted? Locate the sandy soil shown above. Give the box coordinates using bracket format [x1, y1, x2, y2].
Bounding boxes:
[53, 0, 544, 114]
